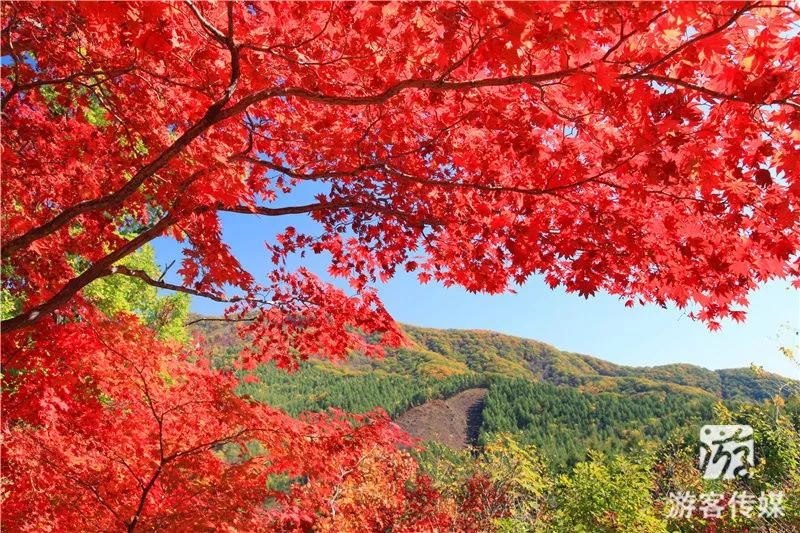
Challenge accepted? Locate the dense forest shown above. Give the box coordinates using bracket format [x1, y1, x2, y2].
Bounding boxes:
[239, 363, 487, 418]
[412, 399, 800, 532]
[479, 379, 717, 470]
[237, 364, 721, 471]
[197, 318, 797, 474]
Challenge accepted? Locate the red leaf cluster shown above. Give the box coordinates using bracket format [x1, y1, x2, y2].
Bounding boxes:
[3, 2, 798, 337]
[2, 311, 437, 531]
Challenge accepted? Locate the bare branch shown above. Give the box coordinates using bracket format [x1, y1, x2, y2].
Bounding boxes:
[185, 316, 255, 326]
[109, 265, 274, 306]
[185, 1, 226, 43]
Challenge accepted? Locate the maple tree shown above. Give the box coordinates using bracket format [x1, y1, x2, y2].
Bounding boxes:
[2, 1, 800, 530]
[2, 255, 438, 531]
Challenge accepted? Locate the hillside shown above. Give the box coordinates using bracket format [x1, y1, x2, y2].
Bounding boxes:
[193, 318, 794, 402]
[192, 318, 797, 470]
[399, 325, 796, 400]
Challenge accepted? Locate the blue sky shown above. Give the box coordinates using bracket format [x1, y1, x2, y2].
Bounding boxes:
[153, 208, 800, 380]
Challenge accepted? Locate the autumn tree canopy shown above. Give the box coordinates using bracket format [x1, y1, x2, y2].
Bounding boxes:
[2, 1, 799, 530]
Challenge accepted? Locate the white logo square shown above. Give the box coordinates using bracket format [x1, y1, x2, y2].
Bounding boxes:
[699, 424, 753, 479]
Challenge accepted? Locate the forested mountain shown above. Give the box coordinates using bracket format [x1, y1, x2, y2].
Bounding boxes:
[480, 379, 716, 470]
[192, 317, 797, 472]
[399, 325, 793, 400]
[194, 318, 794, 402]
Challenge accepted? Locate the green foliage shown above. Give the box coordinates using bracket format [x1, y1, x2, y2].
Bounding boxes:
[1, 288, 22, 321]
[38, 84, 66, 116]
[416, 435, 552, 532]
[417, 398, 800, 532]
[483, 434, 553, 531]
[1, 262, 24, 320]
[713, 401, 800, 528]
[649, 400, 800, 532]
[552, 454, 667, 533]
[237, 361, 485, 417]
[84, 245, 189, 342]
[404, 326, 793, 401]
[480, 379, 716, 471]
[413, 441, 477, 491]
[717, 368, 793, 401]
[194, 320, 794, 403]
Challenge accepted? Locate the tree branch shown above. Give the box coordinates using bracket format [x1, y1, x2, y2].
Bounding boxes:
[1, 67, 134, 110]
[219, 200, 443, 227]
[185, 0, 227, 44]
[185, 316, 256, 326]
[1, 213, 178, 332]
[3, 4, 242, 260]
[628, 2, 756, 76]
[109, 265, 274, 306]
[234, 154, 381, 180]
[218, 67, 586, 122]
[218, 201, 361, 217]
[632, 73, 800, 110]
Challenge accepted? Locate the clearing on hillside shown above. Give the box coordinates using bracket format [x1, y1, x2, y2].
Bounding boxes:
[395, 388, 487, 449]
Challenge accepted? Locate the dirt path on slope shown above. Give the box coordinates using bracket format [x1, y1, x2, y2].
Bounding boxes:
[394, 388, 487, 449]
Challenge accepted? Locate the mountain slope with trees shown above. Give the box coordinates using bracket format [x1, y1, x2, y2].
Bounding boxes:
[195, 318, 795, 403]
[195, 318, 796, 471]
